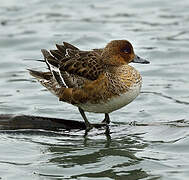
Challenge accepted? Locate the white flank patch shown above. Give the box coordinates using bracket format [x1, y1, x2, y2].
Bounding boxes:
[78, 83, 141, 113]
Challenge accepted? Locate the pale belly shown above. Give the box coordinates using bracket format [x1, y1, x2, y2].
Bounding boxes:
[78, 84, 141, 113]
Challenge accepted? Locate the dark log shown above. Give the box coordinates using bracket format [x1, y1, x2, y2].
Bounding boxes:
[0, 114, 86, 131]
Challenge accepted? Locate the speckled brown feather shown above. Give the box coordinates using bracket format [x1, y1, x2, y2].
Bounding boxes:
[57, 50, 104, 81]
[29, 40, 144, 108]
[58, 65, 142, 105]
[42, 42, 104, 82]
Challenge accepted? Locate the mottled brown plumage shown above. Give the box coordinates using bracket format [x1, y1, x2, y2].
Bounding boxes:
[28, 40, 149, 135]
[43, 42, 104, 81]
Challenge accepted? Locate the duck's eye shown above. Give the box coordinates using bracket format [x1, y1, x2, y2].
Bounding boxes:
[123, 49, 129, 53]
[122, 44, 132, 54]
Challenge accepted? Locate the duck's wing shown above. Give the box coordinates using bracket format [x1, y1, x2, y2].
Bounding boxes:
[29, 42, 105, 96]
[28, 43, 112, 104]
[38, 42, 105, 89]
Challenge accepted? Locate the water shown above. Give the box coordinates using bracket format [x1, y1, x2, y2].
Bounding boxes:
[0, 0, 189, 179]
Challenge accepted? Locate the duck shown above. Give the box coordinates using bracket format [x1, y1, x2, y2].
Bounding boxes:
[28, 40, 149, 135]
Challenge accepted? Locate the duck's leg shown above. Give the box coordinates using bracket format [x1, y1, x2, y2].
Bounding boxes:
[101, 113, 110, 124]
[101, 113, 111, 136]
[79, 108, 111, 137]
[78, 107, 93, 136]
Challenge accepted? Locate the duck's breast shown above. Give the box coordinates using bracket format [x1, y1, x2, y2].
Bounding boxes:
[78, 83, 141, 113]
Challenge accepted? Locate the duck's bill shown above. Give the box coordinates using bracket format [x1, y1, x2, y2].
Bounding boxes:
[132, 55, 150, 64]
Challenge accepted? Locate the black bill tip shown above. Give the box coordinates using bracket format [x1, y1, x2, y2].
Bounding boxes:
[132, 55, 150, 64]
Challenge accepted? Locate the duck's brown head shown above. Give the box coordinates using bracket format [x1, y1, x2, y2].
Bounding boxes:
[102, 40, 149, 66]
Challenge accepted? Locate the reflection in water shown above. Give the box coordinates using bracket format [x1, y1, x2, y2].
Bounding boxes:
[35, 129, 149, 179]
[1, 116, 189, 179]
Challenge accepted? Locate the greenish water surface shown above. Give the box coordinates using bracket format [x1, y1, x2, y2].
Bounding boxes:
[0, 0, 189, 179]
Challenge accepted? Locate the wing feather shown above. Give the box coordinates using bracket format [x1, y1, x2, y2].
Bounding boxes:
[42, 42, 104, 81]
